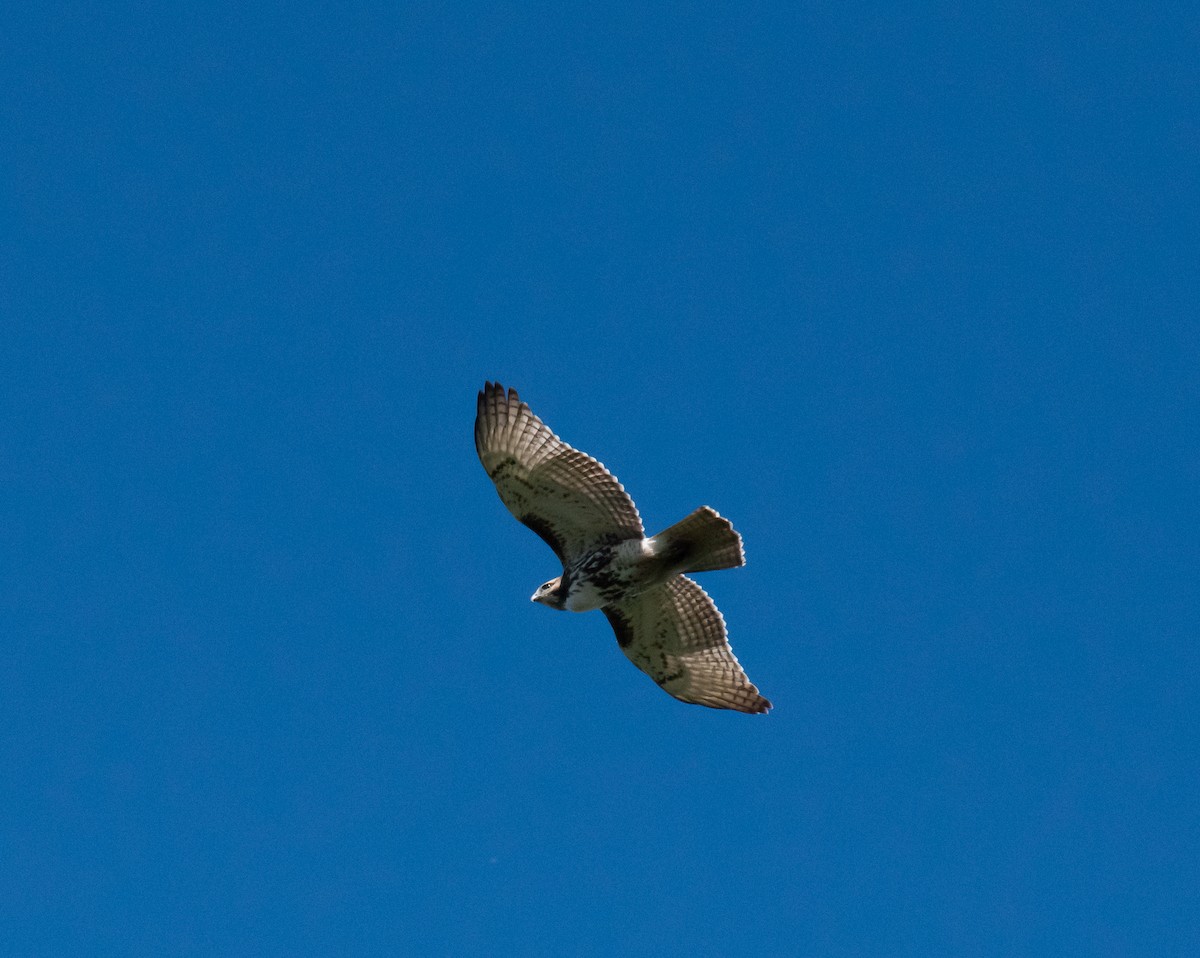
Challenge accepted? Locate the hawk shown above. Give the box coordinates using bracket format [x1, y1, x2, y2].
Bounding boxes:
[475, 382, 771, 714]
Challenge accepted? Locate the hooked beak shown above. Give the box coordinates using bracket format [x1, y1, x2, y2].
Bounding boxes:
[530, 577, 561, 606]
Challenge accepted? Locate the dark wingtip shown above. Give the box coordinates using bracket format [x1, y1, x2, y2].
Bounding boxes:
[479, 381, 520, 405]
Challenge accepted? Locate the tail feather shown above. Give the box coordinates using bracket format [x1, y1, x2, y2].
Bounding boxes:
[653, 506, 744, 574]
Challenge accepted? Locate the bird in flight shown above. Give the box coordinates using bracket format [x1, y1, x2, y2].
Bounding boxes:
[474, 382, 771, 713]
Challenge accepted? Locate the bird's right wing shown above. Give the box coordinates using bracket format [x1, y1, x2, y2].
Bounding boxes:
[603, 576, 771, 714]
[475, 382, 644, 564]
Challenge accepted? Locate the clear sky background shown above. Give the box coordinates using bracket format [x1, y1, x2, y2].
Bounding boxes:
[3, 2, 1198, 955]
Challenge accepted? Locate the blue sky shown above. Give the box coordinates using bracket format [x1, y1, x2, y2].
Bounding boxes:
[3, 2, 1198, 955]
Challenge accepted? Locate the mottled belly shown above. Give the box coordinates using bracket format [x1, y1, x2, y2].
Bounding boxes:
[563, 581, 608, 613]
[562, 541, 674, 613]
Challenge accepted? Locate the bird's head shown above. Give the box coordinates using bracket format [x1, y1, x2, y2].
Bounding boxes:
[531, 577, 565, 609]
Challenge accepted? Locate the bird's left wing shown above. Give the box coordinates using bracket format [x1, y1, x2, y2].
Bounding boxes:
[475, 382, 644, 564]
[603, 576, 771, 713]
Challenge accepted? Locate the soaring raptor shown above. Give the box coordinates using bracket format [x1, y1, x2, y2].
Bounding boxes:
[475, 382, 771, 714]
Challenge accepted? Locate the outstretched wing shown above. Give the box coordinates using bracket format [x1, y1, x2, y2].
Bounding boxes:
[475, 382, 644, 564]
[603, 576, 771, 714]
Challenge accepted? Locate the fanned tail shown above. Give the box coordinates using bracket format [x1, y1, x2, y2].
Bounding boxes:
[652, 506, 744, 574]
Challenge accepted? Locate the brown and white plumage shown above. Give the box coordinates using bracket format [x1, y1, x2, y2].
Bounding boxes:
[475, 382, 771, 714]
[474, 383, 643, 564]
[604, 576, 771, 713]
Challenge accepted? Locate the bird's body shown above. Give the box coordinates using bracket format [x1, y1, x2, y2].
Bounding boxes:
[537, 525, 718, 612]
[474, 382, 771, 714]
[541, 538, 656, 613]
